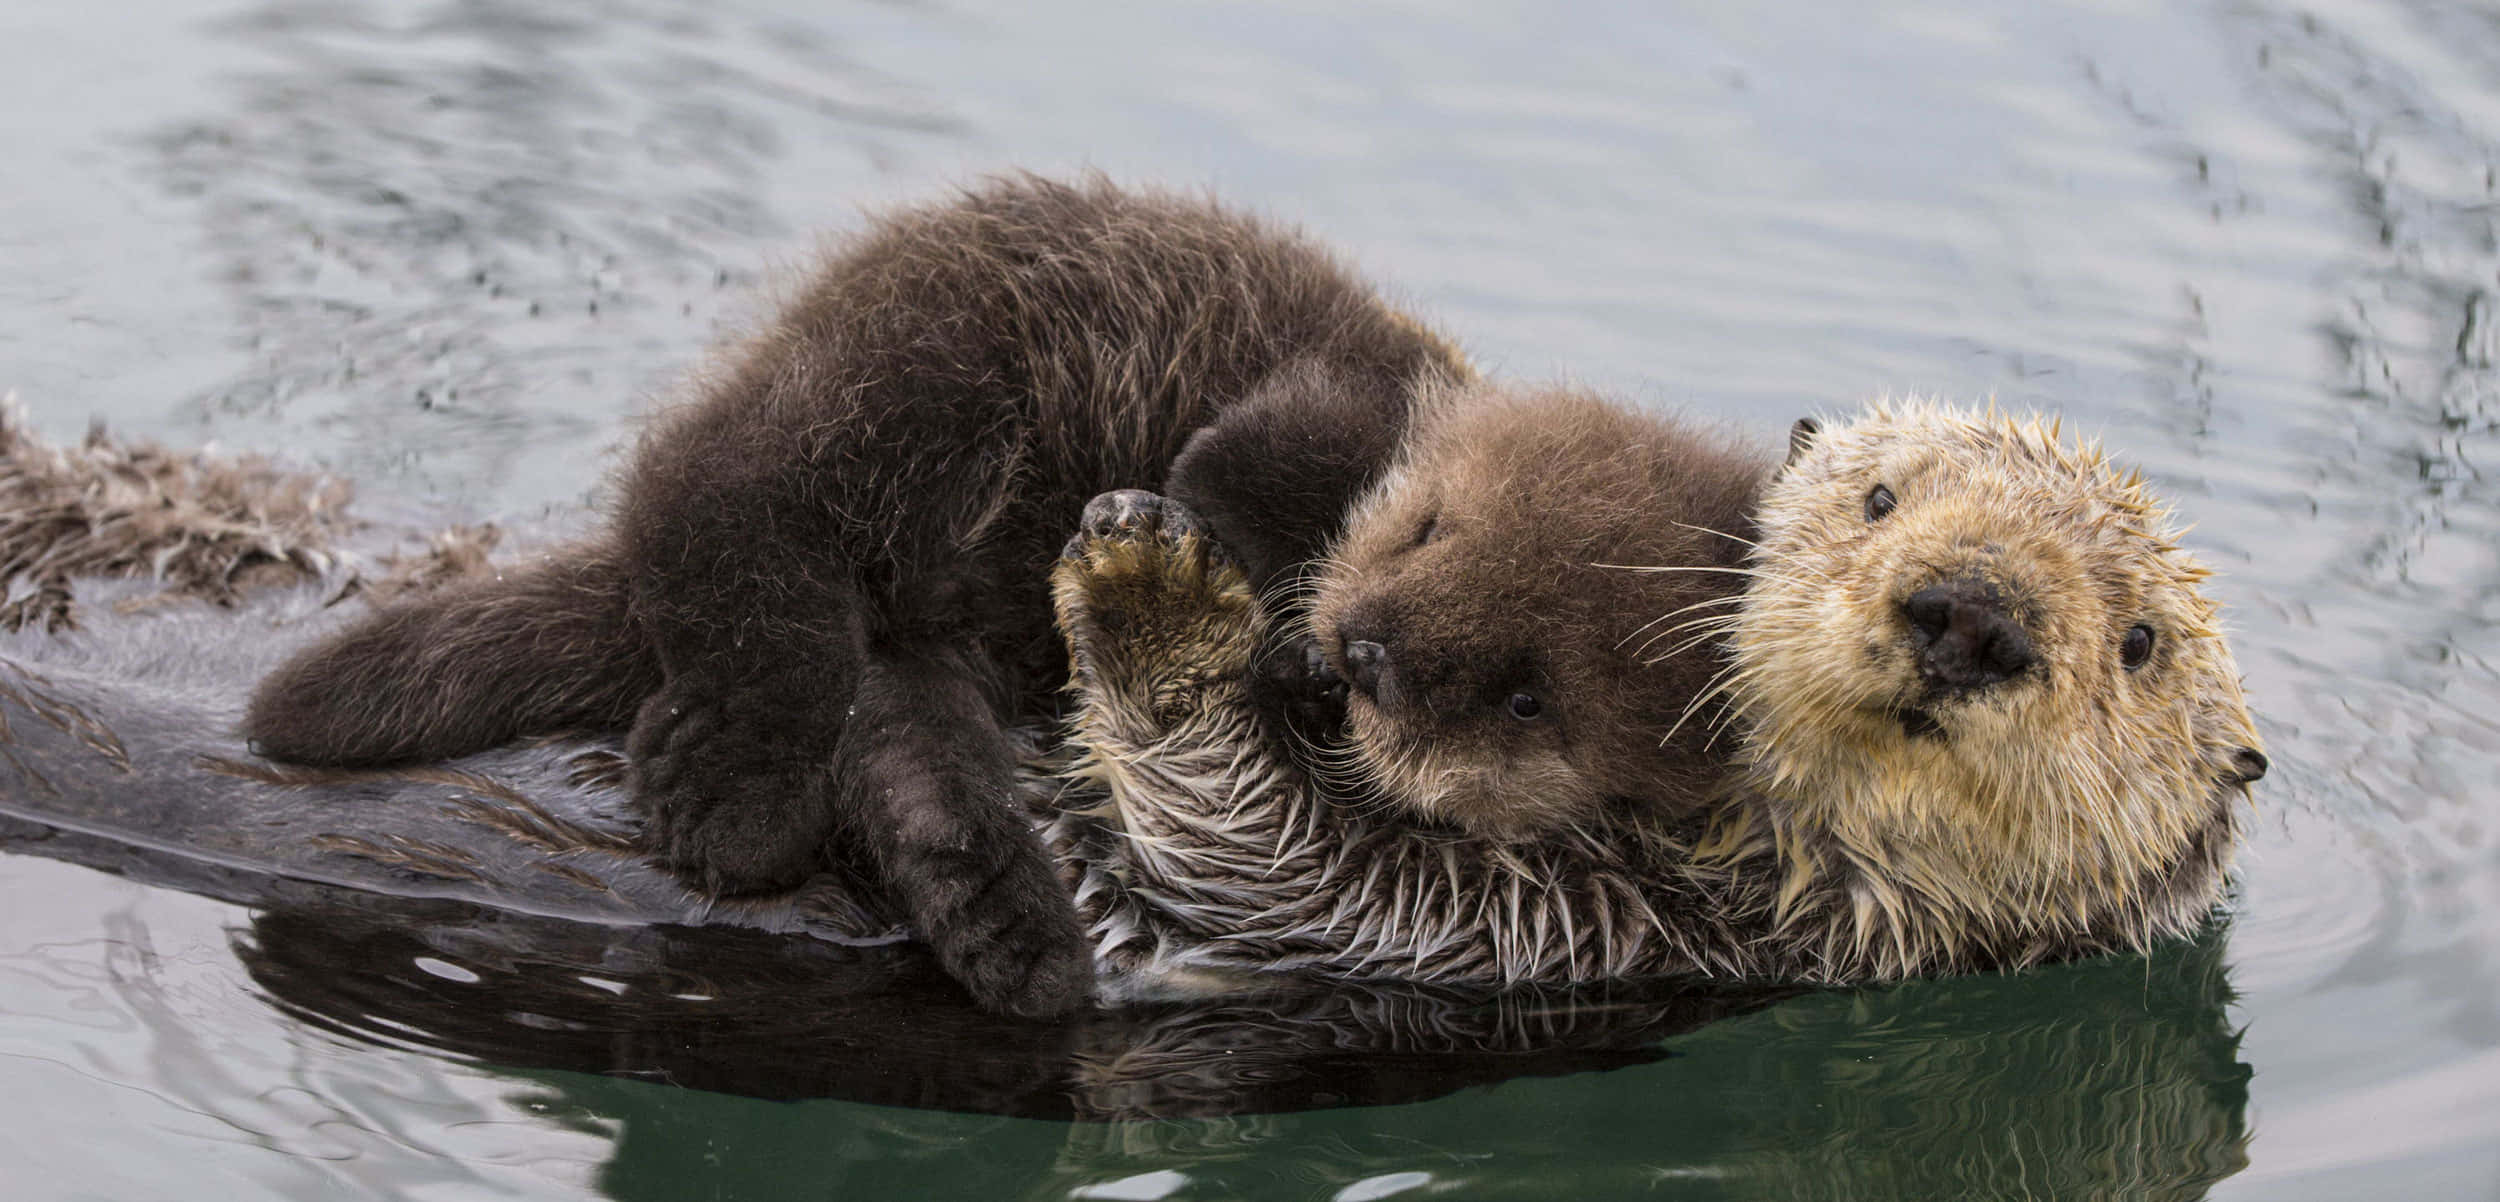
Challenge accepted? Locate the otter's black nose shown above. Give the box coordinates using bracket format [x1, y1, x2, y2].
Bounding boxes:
[1342, 639, 1388, 697]
[1902, 579, 2038, 691]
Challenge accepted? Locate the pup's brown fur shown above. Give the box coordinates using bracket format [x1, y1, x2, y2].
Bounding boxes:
[1050, 400, 2265, 988]
[1306, 385, 1766, 837]
[240, 175, 1472, 1015]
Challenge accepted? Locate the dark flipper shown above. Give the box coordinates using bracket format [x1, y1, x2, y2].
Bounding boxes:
[625, 667, 845, 896]
[843, 644, 1095, 1016]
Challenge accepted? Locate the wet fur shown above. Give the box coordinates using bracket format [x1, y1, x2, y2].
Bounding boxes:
[1049, 402, 2263, 987]
[0, 393, 2256, 993]
[240, 176, 1470, 1014]
[1714, 400, 2264, 976]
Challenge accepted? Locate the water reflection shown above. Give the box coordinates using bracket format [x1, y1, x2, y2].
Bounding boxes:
[445, 933, 2249, 1201]
[227, 884, 1787, 1118]
[1681, 932, 2249, 1200]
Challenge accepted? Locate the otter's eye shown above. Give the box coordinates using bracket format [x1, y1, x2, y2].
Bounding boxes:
[1506, 693, 1544, 721]
[2121, 624, 2156, 670]
[1412, 511, 1440, 548]
[1866, 484, 1897, 521]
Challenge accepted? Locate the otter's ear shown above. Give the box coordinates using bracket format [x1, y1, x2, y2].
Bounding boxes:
[2223, 747, 2268, 787]
[1782, 418, 1821, 471]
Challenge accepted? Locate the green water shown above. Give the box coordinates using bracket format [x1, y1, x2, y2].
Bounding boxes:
[520, 937, 2247, 1200]
[5, 0, 2498, 1197]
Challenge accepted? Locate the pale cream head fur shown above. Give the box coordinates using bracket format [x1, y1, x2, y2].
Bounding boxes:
[1724, 399, 2264, 949]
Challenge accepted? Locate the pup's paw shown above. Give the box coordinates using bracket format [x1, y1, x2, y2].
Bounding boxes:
[1051, 490, 1261, 713]
[626, 679, 833, 895]
[894, 815, 1097, 1018]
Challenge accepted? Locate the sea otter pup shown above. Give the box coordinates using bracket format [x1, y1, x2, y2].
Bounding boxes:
[1048, 399, 2267, 987]
[240, 175, 1493, 1015]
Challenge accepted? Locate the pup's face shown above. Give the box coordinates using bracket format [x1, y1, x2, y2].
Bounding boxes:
[1305, 387, 1762, 840]
[1730, 402, 2266, 897]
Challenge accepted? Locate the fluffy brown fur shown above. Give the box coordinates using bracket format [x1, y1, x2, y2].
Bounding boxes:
[1304, 384, 1766, 837]
[1048, 400, 2265, 988]
[241, 175, 1471, 1015]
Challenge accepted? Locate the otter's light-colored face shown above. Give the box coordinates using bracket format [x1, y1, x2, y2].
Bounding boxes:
[1730, 400, 2265, 916]
[1305, 386, 1762, 841]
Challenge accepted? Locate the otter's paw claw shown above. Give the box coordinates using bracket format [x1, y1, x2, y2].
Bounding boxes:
[627, 681, 834, 895]
[1052, 491, 1260, 699]
[1062, 489, 1225, 564]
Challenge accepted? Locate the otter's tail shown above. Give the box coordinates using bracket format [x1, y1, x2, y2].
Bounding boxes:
[245, 546, 657, 767]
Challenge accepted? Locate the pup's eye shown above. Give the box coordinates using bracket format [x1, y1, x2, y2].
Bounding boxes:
[1506, 693, 1544, 720]
[2121, 624, 2156, 670]
[1866, 484, 1897, 521]
[1410, 510, 1441, 548]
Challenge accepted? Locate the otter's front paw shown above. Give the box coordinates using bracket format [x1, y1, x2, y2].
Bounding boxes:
[1051, 491, 1262, 712]
[1255, 631, 1352, 736]
[627, 680, 835, 895]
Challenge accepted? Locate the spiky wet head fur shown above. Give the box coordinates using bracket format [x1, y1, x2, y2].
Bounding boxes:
[1306, 384, 1768, 840]
[1721, 399, 2266, 968]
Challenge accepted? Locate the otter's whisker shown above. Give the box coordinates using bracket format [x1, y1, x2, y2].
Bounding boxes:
[1590, 563, 1767, 578]
[1667, 520, 1764, 550]
[1633, 611, 1747, 663]
[1642, 621, 1749, 667]
[1658, 658, 1746, 749]
[1617, 592, 1749, 651]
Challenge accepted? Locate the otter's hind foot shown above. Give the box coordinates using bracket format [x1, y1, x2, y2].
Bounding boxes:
[1053, 491, 1262, 723]
[626, 677, 837, 895]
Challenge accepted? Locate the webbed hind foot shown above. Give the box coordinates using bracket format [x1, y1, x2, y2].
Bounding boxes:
[626, 675, 837, 895]
[1052, 491, 1263, 728]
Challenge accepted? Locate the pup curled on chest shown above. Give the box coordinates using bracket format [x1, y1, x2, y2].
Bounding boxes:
[238, 175, 1478, 1015]
[1050, 396, 2266, 989]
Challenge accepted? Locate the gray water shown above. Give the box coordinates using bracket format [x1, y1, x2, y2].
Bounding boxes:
[3, 0, 2496, 1197]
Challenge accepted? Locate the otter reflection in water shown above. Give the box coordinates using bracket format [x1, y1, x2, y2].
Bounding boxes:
[0, 811, 1782, 1117]
[232, 869, 2248, 1200]
[1, 812, 2245, 1199]
[234, 892, 1789, 1118]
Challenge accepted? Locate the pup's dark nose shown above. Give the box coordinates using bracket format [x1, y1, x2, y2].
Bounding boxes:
[1342, 639, 1388, 697]
[1902, 579, 2037, 691]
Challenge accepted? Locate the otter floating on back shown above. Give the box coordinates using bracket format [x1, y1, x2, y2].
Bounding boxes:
[0, 174, 2265, 999]
[0, 387, 2261, 995]
[1051, 396, 2267, 989]
[0, 382, 2266, 998]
